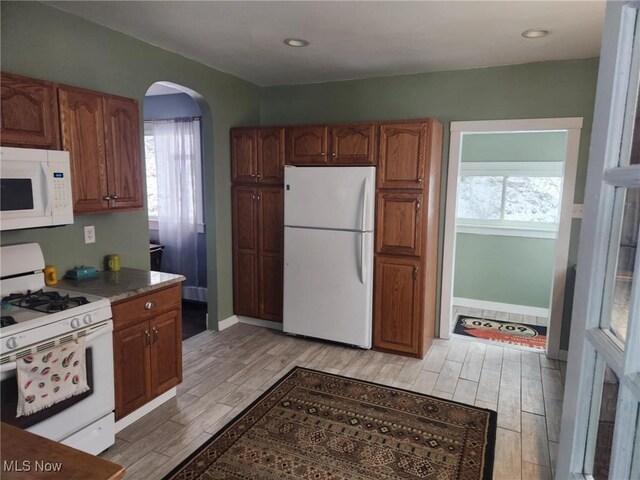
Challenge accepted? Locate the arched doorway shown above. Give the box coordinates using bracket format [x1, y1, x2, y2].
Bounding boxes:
[144, 81, 209, 340]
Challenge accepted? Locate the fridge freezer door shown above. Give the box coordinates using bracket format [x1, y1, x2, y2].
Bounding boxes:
[283, 227, 373, 348]
[284, 166, 375, 231]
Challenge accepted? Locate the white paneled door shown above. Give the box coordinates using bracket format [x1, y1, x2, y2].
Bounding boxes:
[557, 2, 640, 479]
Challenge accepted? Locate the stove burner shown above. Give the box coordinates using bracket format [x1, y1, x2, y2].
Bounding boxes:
[1, 289, 89, 314]
[0, 316, 16, 328]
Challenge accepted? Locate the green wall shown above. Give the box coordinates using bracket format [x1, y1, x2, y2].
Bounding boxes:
[454, 234, 555, 309]
[261, 59, 598, 348]
[0, 1, 261, 327]
[452, 131, 568, 309]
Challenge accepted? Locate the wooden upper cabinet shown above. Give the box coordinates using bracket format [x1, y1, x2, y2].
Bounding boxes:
[232, 186, 259, 317]
[258, 187, 283, 321]
[149, 310, 182, 397]
[258, 128, 285, 184]
[58, 86, 110, 213]
[329, 123, 377, 165]
[378, 122, 428, 189]
[286, 125, 328, 165]
[103, 96, 143, 210]
[373, 255, 422, 355]
[231, 128, 257, 183]
[1, 73, 60, 149]
[376, 192, 424, 256]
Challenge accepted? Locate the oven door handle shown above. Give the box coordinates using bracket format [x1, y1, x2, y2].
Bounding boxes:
[0, 321, 113, 374]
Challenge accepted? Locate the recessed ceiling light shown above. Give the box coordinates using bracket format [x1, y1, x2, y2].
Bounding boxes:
[522, 28, 551, 39]
[284, 38, 310, 47]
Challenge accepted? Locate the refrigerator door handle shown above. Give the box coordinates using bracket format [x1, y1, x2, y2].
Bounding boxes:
[361, 173, 372, 232]
[359, 232, 366, 284]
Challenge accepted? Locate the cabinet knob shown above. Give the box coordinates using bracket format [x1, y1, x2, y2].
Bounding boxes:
[321, 152, 326, 156]
[416, 201, 421, 213]
[413, 266, 419, 280]
[144, 300, 156, 310]
[257, 174, 262, 178]
[102, 195, 111, 201]
[331, 152, 337, 157]
[111, 195, 119, 200]
[144, 330, 151, 346]
[152, 326, 159, 342]
[417, 177, 423, 183]
[251, 173, 256, 177]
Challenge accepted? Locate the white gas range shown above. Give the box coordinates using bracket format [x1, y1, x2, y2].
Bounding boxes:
[0, 243, 115, 455]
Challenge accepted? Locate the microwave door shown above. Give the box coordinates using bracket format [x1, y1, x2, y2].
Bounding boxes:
[0, 161, 48, 225]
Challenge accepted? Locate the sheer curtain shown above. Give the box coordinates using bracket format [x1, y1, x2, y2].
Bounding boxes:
[152, 118, 200, 287]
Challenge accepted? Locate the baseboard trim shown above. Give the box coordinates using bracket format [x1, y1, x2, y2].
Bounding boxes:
[114, 387, 176, 433]
[558, 349, 568, 361]
[218, 315, 239, 331]
[452, 297, 549, 318]
[237, 316, 283, 331]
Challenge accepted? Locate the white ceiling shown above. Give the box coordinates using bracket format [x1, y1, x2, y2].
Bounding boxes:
[47, 1, 605, 87]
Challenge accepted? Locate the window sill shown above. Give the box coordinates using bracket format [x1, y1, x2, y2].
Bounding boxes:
[457, 224, 557, 239]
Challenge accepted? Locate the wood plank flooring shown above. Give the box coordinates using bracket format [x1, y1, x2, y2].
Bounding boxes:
[101, 323, 566, 479]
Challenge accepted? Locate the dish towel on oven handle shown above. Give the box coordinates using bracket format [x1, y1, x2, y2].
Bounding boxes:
[16, 338, 90, 417]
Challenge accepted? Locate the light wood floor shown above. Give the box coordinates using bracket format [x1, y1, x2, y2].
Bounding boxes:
[101, 323, 566, 479]
[453, 305, 549, 327]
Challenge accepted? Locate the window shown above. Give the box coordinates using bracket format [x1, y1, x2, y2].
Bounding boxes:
[456, 161, 563, 238]
[144, 119, 204, 232]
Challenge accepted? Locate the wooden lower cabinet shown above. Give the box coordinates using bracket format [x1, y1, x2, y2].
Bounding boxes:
[112, 285, 182, 420]
[232, 186, 283, 321]
[373, 256, 423, 356]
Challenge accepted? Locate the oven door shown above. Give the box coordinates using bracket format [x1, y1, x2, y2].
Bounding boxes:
[0, 320, 114, 442]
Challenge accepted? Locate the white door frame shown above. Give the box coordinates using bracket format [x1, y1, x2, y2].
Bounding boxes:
[440, 117, 583, 360]
[558, 1, 640, 478]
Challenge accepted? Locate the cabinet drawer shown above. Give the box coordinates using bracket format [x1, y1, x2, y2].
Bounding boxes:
[112, 285, 181, 331]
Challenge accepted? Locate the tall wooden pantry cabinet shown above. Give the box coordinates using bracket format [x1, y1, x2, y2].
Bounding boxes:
[373, 120, 442, 358]
[231, 127, 285, 322]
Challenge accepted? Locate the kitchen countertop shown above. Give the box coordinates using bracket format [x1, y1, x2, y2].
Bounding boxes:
[1, 423, 125, 480]
[57, 268, 185, 304]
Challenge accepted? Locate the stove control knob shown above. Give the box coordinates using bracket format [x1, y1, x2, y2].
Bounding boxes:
[71, 318, 81, 329]
[83, 314, 92, 325]
[6, 337, 17, 350]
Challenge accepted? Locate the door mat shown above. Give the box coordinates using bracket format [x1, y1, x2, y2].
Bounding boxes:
[163, 366, 497, 480]
[454, 315, 547, 349]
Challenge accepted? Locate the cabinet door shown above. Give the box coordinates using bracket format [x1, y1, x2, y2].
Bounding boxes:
[373, 256, 422, 356]
[258, 127, 285, 184]
[285, 126, 328, 165]
[231, 128, 257, 184]
[258, 187, 283, 321]
[329, 124, 377, 165]
[113, 322, 151, 420]
[0, 73, 60, 149]
[378, 122, 428, 189]
[376, 192, 424, 256]
[232, 186, 259, 316]
[59, 87, 109, 213]
[150, 310, 182, 397]
[104, 96, 143, 209]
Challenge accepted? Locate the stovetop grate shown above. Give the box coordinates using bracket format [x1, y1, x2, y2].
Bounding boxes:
[1, 289, 89, 315]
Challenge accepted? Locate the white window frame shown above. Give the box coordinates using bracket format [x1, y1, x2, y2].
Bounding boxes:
[440, 118, 582, 361]
[144, 119, 205, 233]
[557, 2, 640, 478]
[457, 161, 564, 239]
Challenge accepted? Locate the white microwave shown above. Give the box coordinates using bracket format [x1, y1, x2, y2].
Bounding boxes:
[0, 147, 74, 231]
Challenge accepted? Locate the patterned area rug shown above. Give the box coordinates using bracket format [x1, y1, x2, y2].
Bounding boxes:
[164, 367, 496, 480]
[454, 315, 547, 350]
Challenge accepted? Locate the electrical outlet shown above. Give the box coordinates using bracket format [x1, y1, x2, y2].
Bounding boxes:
[84, 225, 96, 244]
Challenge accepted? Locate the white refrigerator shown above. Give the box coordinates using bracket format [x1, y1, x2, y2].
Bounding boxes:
[283, 165, 375, 348]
